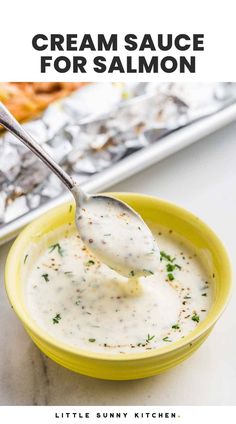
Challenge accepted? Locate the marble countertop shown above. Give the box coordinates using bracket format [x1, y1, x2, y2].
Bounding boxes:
[1, 122, 236, 406]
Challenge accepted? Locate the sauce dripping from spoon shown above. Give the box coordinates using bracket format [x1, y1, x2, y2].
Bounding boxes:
[73, 186, 160, 278]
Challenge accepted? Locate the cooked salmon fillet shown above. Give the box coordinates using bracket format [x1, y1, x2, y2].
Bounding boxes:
[0, 82, 87, 123]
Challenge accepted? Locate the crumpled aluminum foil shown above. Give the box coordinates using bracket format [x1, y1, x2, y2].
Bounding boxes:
[0, 82, 236, 225]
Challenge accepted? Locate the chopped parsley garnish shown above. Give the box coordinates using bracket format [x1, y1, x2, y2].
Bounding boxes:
[88, 338, 96, 343]
[184, 296, 191, 299]
[143, 269, 154, 275]
[191, 313, 200, 323]
[166, 263, 175, 272]
[172, 324, 180, 330]
[86, 260, 95, 266]
[146, 334, 155, 343]
[165, 260, 181, 282]
[163, 336, 172, 342]
[160, 251, 175, 262]
[49, 243, 63, 256]
[129, 270, 135, 277]
[69, 204, 73, 213]
[24, 254, 28, 264]
[201, 293, 207, 297]
[52, 313, 61, 324]
[166, 263, 182, 272]
[64, 271, 73, 275]
[42, 273, 49, 282]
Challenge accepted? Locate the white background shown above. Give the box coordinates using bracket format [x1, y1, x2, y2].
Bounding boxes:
[0, 406, 236, 423]
[0, 0, 235, 81]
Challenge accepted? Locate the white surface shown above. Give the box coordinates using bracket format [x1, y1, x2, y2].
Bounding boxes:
[0, 121, 236, 405]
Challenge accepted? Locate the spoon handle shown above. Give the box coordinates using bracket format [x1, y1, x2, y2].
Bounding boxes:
[0, 102, 74, 191]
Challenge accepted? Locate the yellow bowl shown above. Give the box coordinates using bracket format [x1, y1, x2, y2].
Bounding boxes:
[5, 193, 232, 380]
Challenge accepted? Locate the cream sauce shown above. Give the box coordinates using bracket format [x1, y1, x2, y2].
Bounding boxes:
[73, 191, 160, 278]
[25, 224, 212, 354]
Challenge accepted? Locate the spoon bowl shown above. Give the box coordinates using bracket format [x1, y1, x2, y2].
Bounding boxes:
[73, 190, 160, 277]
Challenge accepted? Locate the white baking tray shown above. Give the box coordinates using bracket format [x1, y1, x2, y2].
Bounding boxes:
[0, 102, 236, 245]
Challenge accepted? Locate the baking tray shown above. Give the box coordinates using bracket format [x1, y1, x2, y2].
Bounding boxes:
[1, 101, 236, 245]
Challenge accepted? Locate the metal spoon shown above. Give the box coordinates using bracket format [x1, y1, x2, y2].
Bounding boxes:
[0, 102, 160, 277]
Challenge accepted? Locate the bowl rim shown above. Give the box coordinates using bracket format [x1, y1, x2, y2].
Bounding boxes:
[5, 193, 233, 362]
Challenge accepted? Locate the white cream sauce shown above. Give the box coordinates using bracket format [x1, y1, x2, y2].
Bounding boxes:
[73, 191, 160, 278]
[25, 224, 213, 354]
